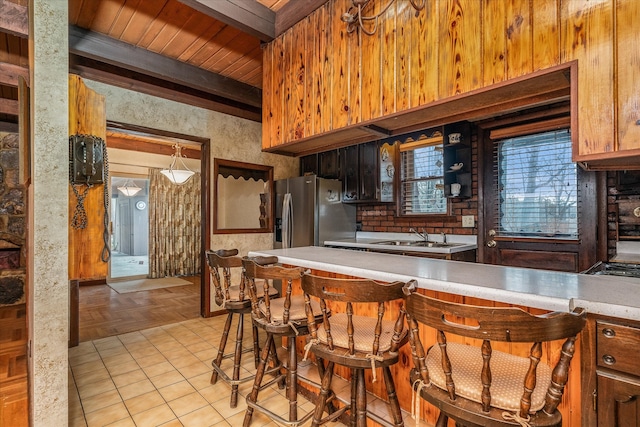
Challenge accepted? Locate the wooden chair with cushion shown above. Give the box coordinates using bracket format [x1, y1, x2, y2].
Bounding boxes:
[402, 282, 586, 427]
[205, 249, 279, 408]
[241, 256, 327, 427]
[300, 272, 410, 427]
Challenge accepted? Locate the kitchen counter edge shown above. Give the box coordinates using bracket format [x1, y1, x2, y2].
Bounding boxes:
[248, 246, 640, 321]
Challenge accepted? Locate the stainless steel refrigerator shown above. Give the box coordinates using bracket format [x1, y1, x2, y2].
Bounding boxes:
[274, 175, 356, 248]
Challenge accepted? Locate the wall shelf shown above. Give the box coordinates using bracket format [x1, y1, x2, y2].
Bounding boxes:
[443, 122, 472, 199]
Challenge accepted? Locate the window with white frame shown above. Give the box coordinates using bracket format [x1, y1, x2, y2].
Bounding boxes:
[399, 136, 446, 215]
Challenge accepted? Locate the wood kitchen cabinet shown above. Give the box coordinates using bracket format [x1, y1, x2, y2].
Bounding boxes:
[319, 150, 339, 179]
[300, 154, 318, 176]
[582, 316, 640, 427]
[300, 151, 339, 179]
[597, 373, 640, 426]
[339, 141, 379, 203]
[571, 0, 640, 168]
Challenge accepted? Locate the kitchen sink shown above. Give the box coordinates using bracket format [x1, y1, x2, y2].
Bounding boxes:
[374, 240, 415, 246]
[374, 240, 464, 248]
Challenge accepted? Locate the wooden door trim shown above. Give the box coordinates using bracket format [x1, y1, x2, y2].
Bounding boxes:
[106, 121, 212, 317]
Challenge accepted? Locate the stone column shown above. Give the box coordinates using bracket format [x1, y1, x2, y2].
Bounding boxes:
[28, 0, 69, 425]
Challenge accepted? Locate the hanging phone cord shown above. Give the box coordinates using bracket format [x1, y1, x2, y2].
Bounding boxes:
[70, 183, 90, 229]
[100, 142, 111, 262]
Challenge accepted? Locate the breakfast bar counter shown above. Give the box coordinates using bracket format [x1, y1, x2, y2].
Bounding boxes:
[248, 246, 640, 321]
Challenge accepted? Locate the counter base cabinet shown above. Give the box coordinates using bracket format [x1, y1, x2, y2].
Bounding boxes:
[597, 372, 640, 427]
[582, 316, 640, 427]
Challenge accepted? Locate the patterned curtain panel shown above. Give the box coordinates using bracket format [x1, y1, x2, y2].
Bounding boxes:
[148, 168, 201, 278]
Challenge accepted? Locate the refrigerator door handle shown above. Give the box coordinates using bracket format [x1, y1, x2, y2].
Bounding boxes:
[282, 193, 293, 248]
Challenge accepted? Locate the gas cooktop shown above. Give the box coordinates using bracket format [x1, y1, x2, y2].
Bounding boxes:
[582, 261, 640, 278]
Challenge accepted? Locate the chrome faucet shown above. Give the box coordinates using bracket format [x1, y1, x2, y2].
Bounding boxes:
[410, 227, 428, 242]
[441, 232, 447, 244]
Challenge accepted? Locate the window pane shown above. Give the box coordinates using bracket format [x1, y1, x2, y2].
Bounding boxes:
[496, 130, 577, 238]
[401, 143, 446, 215]
[401, 179, 446, 214]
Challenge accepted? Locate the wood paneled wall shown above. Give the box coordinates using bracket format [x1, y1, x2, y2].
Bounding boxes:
[263, 0, 634, 159]
[68, 75, 107, 281]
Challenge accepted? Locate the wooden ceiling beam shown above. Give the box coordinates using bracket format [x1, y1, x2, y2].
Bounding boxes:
[69, 55, 261, 122]
[275, 0, 328, 37]
[0, 62, 28, 86]
[177, 0, 275, 42]
[0, 0, 28, 38]
[107, 136, 201, 159]
[68, 25, 262, 109]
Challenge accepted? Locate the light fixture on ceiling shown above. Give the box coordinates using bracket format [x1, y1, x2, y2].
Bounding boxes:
[161, 143, 195, 185]
[342, 0, 426, 35]
[117, 179, 142, 197]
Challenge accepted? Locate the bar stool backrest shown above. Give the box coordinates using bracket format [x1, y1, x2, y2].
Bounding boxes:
[403, 282, 586, 425]
[242, 256, 305, 324]
[301, 273, 407, 356]
[205, 249, 245, 306]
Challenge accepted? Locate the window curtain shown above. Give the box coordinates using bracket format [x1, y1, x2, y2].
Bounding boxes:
[148, 168, 201, 278]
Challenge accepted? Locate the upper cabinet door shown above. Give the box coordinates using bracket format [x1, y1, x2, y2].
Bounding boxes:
[359, 142, 379, 202]
[340, 145, 359, 202]
[617, 0, 640, 154]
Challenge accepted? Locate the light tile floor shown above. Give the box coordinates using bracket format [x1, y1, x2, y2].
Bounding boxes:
[69, 315, 431, 427]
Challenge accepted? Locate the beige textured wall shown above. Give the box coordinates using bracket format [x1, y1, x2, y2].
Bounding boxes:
[83, 80, 299, 312]
[29, 0, 70, 425]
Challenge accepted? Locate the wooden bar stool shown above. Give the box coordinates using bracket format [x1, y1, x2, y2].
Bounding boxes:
[301, 272, 410, 427]
[241, 256, 327, 427]
[206, 249, 278, 408]
[403, 282, 586, 427]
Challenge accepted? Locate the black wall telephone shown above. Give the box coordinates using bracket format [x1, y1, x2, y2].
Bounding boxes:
[70, 134, 105, 185]
[69, 134, 111, 262]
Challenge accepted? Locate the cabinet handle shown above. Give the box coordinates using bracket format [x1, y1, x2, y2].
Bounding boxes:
[602, 354, 616, 365]
[602, 328, 616, 338]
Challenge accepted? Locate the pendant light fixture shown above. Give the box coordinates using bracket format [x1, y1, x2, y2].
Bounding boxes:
[161, 143, 195, 185]
[116, 178, 142, 197]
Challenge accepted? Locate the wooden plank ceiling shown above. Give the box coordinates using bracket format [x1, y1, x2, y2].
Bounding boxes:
[0, 0, 328, 131]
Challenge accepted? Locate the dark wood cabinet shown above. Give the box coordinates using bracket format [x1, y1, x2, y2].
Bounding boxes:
[318, 150, 339, 179]
[340, 144, 359, 202]
[597, 373, 640, 426]
[359, 141, 379, 201]
[582, 316, 640, 427]
[300, 154, 318, 176]
[339, 141, 380, 203]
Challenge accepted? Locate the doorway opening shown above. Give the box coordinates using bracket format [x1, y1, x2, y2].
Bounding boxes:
[109, 175, 150, 280]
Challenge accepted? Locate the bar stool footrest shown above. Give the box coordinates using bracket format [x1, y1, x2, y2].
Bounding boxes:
[246, 398, 315, 427]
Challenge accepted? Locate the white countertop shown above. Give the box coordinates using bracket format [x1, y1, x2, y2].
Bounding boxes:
[324, 232, 477, 254]
[248, 246, 640, 321]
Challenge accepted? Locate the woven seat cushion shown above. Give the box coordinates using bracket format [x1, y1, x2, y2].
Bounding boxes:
[425, 342, 552, 413]
[258, 295, 321, 322]
[316, 313, 406, 353]
[227, 280, 276, 301]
